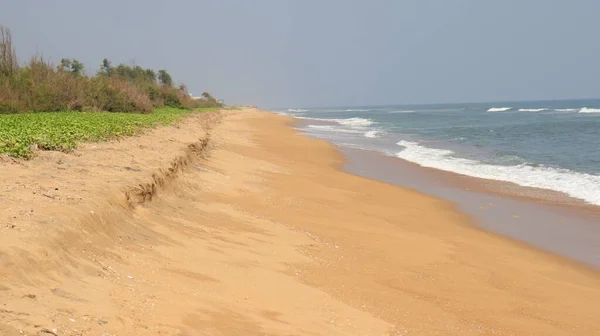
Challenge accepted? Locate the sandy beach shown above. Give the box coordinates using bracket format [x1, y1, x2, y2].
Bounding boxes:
[339, 147, 600, 268]
[1, 109, 599, 335]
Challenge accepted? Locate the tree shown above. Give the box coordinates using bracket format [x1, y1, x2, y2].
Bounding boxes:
[99, 58, 112, 77]
[198, 92, 221, 107]
[133, 65, 145, 80]
[144, 68, 156, 82]
[178, 83, 188, 94]
[202, 92, 218, 104]
[59, 58, 70, 70]
[0, 26, 18, 78]
[71, 59, 84, 75]
[157, 69, 172, 87]
[58, 58, 84, 76]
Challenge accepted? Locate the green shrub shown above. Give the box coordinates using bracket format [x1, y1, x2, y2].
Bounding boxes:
[0, 98, 19, 114]
[0, 26, 18, 79]
[160, 88, 185, 109]
[158, 69, 173, 87]
[0, 25, 222, 115]
[142, 83, 165, 107]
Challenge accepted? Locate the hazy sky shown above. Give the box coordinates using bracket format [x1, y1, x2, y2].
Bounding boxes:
[2, 0, 599, 108]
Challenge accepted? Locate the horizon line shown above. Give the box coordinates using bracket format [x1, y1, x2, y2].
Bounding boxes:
[266, 97, 600, 110]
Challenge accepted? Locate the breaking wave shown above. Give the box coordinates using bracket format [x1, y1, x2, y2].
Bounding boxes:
[395, 140, 600, 205]
[334, 117, 374, 127]
[487, 107, 513, 112]
[364, 130, 381, 138]
[293, 116, 374, 127]
[306, 125, 363, 134]
[579, 107, 600, 113]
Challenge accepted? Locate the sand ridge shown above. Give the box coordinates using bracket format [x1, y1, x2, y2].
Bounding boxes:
[0, 109, 598, 335]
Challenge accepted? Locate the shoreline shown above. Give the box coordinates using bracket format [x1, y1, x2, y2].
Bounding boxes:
[289, 117, 600, 268]
[264, 112, 600, 334]
[292, 116, 600, 210]
[340, 146, 600, 268]
[1, 109, 599, 335]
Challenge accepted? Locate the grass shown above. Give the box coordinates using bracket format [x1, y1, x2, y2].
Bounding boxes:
[0, 107, 218, 159]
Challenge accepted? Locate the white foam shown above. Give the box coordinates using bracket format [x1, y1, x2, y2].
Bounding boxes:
[579, 107, 600, 113]
[364, 130, 380, 138]
[518, 108, 548, 112]
[555, 109, 578, 112]
[287, 108, 308, 113]
[487, 107, 513, 112]
[306, 125, 363, 134]
[334, 117, 374, 127]
[291, 116, 374, 128]
[345, 109, 370, 112]
[395, 140, 600, 205]
[291, 116, 320, 121]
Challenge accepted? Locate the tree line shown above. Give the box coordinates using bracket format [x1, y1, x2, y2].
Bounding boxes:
[0, 26, 222, 114]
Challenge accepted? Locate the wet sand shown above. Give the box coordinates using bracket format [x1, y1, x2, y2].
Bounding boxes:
[1, 109, 599, 335]
[341, 147, 600, 268]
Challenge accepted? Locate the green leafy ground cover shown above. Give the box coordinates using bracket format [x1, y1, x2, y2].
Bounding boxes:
[0, 107, 217, 159]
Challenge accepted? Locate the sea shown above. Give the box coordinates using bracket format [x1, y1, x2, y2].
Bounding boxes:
[276, 99, 600, 207]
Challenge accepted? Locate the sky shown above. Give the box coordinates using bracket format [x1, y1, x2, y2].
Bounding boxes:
[1, 0, 599, 108]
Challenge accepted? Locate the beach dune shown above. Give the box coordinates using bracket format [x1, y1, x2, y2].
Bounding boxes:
[0, 109, 599, 335]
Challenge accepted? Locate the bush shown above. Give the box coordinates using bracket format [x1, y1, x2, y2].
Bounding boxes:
[0, 57, 83, 112]
[161, 89, 185, 109]
[98, 78, 153, 113]
[0, 25, 222, 114]
[158, 69, 173, 87]
[189, 92, 223, 109]
[0, 57, 153, 113]
[0, 99, 19, 114]
[0, 26, 18, 79]
[161, 86, 194, 109]
[141, 83, 164, 107]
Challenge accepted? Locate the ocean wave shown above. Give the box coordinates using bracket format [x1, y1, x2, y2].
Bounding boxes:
[335, 117, 374, 127]
[395, 140, 600, 205]
[579, 107, 600, 113]
[345, 109, 370, 112]
[518, 108, 548, 112]
[364, 130, 381, 138]
[305, 125, 363, 134]
[555, 108, 578, 112]
[291, 116, 320, 121]
[292, 116, 374, 127]
[389, 110, 416, 114]
[287, 108, 308, 113]
[487, 107, 513, 112]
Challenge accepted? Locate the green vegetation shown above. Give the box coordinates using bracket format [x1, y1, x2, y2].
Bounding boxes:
[0, 25, 222, 114]
[0, 107, 219, 159]
[0, 25, 224, 159]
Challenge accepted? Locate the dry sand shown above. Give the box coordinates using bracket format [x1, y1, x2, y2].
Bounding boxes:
[0, 109, 599, 336]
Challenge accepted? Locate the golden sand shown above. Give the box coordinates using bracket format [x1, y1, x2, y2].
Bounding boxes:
[0, 109, 598, 335]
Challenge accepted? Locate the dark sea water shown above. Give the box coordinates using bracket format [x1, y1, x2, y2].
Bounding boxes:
[276, 99, 600, 206]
